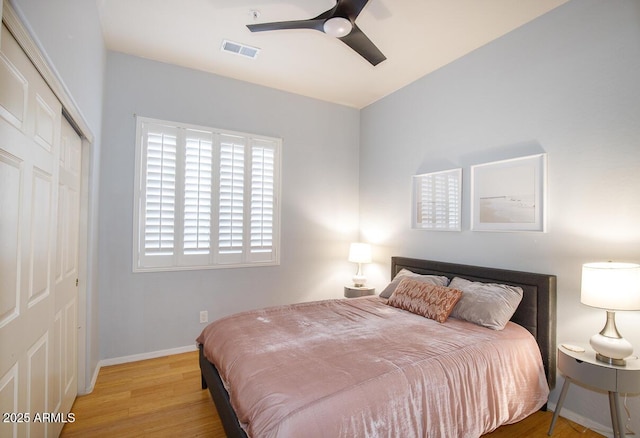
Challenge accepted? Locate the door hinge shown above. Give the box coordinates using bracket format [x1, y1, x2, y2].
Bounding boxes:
[75, 278, 79, 287]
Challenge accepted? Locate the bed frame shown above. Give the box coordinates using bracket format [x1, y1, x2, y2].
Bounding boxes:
[199, 257, 557, 438]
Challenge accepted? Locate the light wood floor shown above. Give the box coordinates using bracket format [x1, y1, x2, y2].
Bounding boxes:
[61, 351, 604, 438]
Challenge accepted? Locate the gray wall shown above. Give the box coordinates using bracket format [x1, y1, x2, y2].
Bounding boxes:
[360, 0, 640, 433]
[10, 0, 106, 393]
[99, 52, 360, 359]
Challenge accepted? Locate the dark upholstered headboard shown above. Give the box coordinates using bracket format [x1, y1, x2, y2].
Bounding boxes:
[391, 257, 557, 389]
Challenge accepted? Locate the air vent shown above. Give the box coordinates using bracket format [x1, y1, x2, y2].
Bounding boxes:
[221, 40, 260, 59]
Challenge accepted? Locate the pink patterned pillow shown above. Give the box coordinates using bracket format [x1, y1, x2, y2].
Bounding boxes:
[387, 278, 463, 323]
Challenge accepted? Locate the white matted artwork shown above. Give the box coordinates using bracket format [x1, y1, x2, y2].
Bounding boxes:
[471, 154, 546, 232]
[412, 168, 462, 231]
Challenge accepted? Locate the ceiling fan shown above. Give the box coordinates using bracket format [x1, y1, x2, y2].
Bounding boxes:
[246, 0, 386, 66]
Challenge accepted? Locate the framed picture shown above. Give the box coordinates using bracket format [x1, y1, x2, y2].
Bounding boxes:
[412, 168, 462, 231]
[471, 154, 546, 232]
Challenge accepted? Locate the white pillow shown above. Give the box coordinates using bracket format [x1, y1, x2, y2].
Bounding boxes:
[379, 268, 450, 298]
[448, 277, 523, 330]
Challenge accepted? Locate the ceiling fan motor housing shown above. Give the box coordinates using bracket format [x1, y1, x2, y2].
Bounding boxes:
[323, 17, 353, 38]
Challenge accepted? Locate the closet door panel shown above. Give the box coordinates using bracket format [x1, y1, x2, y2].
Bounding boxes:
[0, 22, 78, 438]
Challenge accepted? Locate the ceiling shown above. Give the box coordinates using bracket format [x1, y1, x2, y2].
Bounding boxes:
[97, 0, 568, 109]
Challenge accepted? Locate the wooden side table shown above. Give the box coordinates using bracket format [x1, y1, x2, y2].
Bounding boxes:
[548, 343, 640, 437]
[344, 286, 375, 298]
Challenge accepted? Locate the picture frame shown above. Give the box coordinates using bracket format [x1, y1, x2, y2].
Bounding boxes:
[412, 168, 462, 231]
[471, 154, 546, 232]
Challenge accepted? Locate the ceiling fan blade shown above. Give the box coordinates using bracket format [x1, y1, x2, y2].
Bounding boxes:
[247, 19, 324, 33]
[333, 0, 371, 20]
[339, 24, 386, 66]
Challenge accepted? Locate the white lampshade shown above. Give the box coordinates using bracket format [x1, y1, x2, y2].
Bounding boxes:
[581, 261, 640, 366]
[323, 17, 352, 38]
[581, 262, 640, 310]
[348, 243, 371, 264]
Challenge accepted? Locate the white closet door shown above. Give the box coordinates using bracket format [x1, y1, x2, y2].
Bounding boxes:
[52, 117, 81, 436]
[0, 23, 79, 438]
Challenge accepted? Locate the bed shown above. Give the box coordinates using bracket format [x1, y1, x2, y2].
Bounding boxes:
[198, 257, 557, 437]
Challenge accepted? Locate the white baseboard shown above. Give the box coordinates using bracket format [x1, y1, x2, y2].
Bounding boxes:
[78, 344, 199, 394]
[87, 362, 101, 394]
[547, 401, 613, 438]
[99, 344, 198, 367]
[75, 362, 101, 396]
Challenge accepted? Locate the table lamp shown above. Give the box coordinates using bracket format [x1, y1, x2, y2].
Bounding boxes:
[348, 243, 371, 287]
[581, 262, 640, 366]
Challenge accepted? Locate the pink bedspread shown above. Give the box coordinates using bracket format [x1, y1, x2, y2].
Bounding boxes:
[197, 296, 549, 438]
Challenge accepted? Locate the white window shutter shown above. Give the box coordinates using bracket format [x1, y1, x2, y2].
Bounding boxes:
[138, 122, 178, 268]
[181, 129, 213, 265]
[134, 117, 280, 271]
[249, 139, 276, 262]
[218, 135, 245, 263]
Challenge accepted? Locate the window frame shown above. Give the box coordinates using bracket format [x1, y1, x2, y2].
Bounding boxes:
[133, 116, 281, 272]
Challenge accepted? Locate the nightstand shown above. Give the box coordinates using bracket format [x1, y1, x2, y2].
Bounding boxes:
[548, 343, 640, 437]
[344, 286, 375, 298]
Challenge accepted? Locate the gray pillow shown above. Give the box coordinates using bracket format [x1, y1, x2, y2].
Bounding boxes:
[448, 277, 523, 330]
[379, 269, 450, 298]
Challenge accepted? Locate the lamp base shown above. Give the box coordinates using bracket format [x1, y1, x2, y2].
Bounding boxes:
[590, 331, 632, 367]
[594, 352, 626, 367]
[352, 263, 366, 287]
[352, 274, 366, 288]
